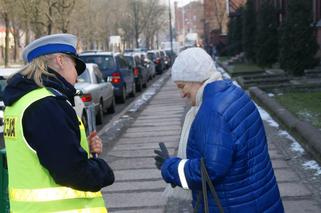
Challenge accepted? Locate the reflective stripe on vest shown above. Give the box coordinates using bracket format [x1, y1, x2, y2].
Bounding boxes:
[4, 87, 107, 213]
[10, 187, 102, 202]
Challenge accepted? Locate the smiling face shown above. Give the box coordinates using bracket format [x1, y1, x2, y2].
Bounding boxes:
[175, 81, 203, 106]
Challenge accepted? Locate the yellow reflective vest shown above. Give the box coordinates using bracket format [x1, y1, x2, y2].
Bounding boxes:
[4, 88, 107, 213]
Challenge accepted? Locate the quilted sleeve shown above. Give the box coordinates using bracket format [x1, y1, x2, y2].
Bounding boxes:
[161, 111, 234, 190]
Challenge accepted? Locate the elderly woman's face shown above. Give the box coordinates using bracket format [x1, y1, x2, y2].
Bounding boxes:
[175, 81, 202, 106]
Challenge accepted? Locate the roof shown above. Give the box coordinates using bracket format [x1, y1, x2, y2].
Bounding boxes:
[79, 51, 114, 56]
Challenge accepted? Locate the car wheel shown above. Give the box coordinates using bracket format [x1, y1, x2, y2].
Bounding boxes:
[136, 79, 143, 92]
[117, 86, 126, 103]
[96, 102, 103, 125]
[143, 79, 147, 88]
[107, 97, 116, 114]
[130, 82, 136, 97]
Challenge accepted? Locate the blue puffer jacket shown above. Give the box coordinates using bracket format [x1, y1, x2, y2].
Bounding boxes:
[161, 80, 284, 213]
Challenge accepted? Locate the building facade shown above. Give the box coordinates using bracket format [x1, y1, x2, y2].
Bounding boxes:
[174, 1, 204, 46]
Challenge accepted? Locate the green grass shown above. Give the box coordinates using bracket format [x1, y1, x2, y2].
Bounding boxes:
[217, 56, 230, 63]
[226, 63, 264, 75]
[275, 92, 321, 129]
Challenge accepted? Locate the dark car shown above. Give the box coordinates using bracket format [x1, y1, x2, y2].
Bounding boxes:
[80, 52, 136, 103]
[147, 50, 165, 74]
[165, 50, 177, 68]
[160, 50, 170, 69]
[124, 53, 149, 92]
[140, 52, 156, 80]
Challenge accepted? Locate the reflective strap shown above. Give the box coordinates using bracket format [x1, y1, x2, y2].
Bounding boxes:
[56, 207, 107, 213]
[178, 159, 189, 189]
[10, 187, 102, 202]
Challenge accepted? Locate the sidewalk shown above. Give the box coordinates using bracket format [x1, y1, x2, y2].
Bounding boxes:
[100, 76, 186, 212]
[99, 74, 321, 212]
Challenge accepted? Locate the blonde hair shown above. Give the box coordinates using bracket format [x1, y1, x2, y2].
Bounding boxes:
[19, 54, 59, 87]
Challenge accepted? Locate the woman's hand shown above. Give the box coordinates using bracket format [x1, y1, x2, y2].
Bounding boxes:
[88, 131, 103, 156]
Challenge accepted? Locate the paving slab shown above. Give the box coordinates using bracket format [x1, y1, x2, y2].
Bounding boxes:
[269, 149, 285, 160]
[132, 120, 181, 126]
[125, 126, 181, 133]
[109, 148, 175, 158]
[108, 158, 155, 170]
[121, 130, 180, 138]
[104, 192, 166, 209]
[117, 136, 179, 144]
[113, 142, 178, 151]
[274, 169, 300, 182]
[103, 180, 165, 193]
[114, 169, 162, 181]
[282, 200, 321, 213]
[271, 160, 290, 169]
[109, 208, 164, 213]
[278, 182, 312, 198]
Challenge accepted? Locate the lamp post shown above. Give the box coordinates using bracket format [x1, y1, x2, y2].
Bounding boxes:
[168, 0, 173, 55]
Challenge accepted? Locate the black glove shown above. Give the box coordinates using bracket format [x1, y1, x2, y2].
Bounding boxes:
[154, 142, 169, 170]
[154, 143, 176, 188]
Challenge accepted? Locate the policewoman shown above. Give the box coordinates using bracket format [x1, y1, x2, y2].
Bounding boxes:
[3, 34, 114, 212]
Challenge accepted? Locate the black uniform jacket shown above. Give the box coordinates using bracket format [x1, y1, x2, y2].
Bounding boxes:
[3, 68, 114, 192]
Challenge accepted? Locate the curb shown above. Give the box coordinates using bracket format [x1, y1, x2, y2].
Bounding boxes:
[249, 86, 321, 163]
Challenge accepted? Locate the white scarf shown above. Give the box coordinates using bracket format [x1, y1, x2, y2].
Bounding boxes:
[163, 72, 223, 200]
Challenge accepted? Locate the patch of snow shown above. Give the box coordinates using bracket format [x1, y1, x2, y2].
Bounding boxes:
[268, 93, 275, 97]
[302, 160, 321, 176]
[128, 76, 166, 112]
[278, 130, 305, 154]
[129, 89, 157, 112]
[256, 105, 279, 128]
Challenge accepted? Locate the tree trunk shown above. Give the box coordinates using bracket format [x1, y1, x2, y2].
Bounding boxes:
[25, 24, 30, 46]
[13, 30, 19, 62]
[4, 12, 10, 67]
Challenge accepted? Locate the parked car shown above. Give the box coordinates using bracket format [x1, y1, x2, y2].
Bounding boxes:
[75, 63, 115, 125]
[73, 95, 96, 134]
[165, 49, 177, 67]
[79, 52, 136, 103]
[140, 52, 156, 80]
[160, 50, 170, 69]
[147, 50, 165, 74]
[124, 52, 149, 92]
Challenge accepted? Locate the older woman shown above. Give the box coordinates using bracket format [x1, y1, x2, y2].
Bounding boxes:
[155, 48, 284, 212]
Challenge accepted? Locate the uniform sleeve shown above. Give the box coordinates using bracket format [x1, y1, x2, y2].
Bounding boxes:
[161, 111, 234, 190]
[22, 97, 114, 192]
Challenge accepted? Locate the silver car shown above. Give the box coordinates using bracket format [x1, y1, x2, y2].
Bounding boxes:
[75, 63, 115, 125]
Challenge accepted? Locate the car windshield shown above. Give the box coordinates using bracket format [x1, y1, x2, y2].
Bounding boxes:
[124, 56, 134, 67]
[147, 53, 155, 60]
[77, 70, 91, 83]
[80, 55, 115, 70]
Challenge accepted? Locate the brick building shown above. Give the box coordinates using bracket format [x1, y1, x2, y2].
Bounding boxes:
[174, 1, 204, 46]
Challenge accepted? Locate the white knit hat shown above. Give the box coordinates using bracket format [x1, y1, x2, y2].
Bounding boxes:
[171, 47, 217, 82]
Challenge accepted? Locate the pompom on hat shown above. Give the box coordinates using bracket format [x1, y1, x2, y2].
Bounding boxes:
[22, 33, 86, 75]
[171, 47, 217, 82]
